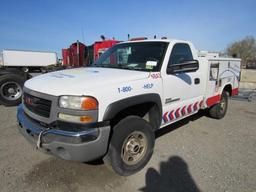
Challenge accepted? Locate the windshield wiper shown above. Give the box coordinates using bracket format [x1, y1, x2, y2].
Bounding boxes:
[132, 67, 147, 71]
[90, 64, 147, 71]
[90, 64, 111, 68]
[112, 65, 133, 70]
[111, 64, 144, 70]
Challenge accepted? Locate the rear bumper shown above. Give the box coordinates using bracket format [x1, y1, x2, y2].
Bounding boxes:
[17, 105, 110, 162]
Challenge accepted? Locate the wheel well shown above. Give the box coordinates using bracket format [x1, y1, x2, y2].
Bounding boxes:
[0, 67, 27, 79]
[223, 84, 232, 96]
[110, 102, 161, 130]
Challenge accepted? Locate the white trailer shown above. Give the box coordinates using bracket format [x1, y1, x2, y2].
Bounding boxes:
[2, 50, 57, 67]
[0, 49, 60, 106]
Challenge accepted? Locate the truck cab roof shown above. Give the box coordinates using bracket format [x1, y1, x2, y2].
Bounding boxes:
[119, 38, 193, 44]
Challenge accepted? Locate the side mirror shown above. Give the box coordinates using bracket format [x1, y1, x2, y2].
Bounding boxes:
[167, 60, 199, 74]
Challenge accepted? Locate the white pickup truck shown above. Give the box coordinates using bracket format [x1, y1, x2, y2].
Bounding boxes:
[17, 39, 240, 176]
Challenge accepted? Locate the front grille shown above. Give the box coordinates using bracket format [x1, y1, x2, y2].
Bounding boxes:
[23, 93, 52, 118]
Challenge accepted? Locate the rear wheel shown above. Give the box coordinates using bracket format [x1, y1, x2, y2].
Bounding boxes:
[208, 91, 228, 119]
[103, 116, 155, 176]
[0, 74, 25, 106]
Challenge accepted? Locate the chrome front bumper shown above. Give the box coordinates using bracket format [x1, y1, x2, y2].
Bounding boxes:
[17, 105, 110, 162]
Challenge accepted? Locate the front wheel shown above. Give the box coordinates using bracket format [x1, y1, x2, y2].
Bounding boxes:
[0, 74, 25, 106]
[103, 116, 155, 176]
[208, 91, 229, 119]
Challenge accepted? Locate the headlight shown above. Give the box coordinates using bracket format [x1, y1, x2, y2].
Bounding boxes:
[59, 96, 98, 110]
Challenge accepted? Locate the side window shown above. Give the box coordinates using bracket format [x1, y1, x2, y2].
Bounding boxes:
[168, 43, 193, 66]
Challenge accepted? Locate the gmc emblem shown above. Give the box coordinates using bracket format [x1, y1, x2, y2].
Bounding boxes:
[24, 96, 36, 106]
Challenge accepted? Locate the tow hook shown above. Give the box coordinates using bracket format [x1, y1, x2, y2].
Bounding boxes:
[36, 128, 50, 149]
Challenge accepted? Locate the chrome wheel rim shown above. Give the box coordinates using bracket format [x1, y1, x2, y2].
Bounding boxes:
[121, 131, 148, 165]
[0, 82, 22, 101]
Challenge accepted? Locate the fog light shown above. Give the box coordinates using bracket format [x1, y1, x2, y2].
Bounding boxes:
[80, 115, 93, 123]
[58, 113, 93, 123]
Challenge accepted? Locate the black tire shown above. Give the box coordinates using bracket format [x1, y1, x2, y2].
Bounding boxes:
[208, 91, 229, 119]
[0, 74, 25, 106]
[103, 116, 155, 176]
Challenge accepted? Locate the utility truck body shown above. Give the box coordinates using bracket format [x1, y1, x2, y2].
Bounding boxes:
[2, 50, 57, 67]
[0, 50, 58, 106]
[17, 39, 240, 176]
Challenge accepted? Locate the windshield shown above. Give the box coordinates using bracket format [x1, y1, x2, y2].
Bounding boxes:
[92, 42, 168, 72]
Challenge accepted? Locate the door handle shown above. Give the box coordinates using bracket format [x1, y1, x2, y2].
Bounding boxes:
[194, 78, 200, 84]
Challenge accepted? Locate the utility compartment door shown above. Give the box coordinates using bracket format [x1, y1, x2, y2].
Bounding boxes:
[161, 43, 204, 126]
[205, 59, 241, 107]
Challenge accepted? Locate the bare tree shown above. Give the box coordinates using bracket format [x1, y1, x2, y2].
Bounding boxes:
[226, 36, 256, 68]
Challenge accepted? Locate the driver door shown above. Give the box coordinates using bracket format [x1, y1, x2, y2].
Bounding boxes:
[161, 43, 204, 125]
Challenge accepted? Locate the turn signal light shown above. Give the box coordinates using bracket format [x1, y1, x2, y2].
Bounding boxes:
[80, 115, 93, 123]
[81, 97, 98, 110]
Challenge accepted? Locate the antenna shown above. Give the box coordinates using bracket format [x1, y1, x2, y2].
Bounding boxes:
[77, 40, 80, 66]
[81, 27, 85, 43]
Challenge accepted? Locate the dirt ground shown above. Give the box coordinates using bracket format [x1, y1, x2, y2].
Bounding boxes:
[0, 99, 255, 192]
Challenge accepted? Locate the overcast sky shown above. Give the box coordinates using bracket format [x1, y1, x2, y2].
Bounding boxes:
[0, 0, 255, 57]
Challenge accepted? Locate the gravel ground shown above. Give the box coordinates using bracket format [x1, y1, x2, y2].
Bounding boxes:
[0, 99, 255, 192]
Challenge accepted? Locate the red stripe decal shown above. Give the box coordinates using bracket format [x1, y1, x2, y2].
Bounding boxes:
[231, 88, 239, 96]
[163, 112, 168, 123]
[206, 95, 221, 107]
[168, 110, 175, 121]
[187, 104, 193, 113]
[181, 106, 186, 116]
[175, 108, 180, 118]
[193, 102, 198, 111]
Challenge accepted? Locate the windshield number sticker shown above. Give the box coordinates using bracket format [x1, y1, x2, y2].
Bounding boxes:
[146, 61, 157, 70]
[146, 61, 157, 66]
[118, 86, 132, 93]
[143, 83, 153, 89]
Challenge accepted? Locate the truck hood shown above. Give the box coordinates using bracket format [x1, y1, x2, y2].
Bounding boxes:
[24, 67, 150, 96]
